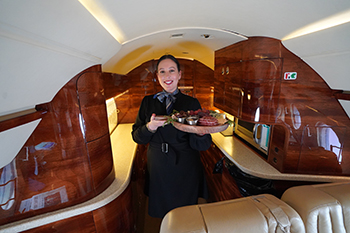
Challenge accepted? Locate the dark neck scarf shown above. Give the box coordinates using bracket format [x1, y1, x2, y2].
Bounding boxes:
[153, 89, 179, 115]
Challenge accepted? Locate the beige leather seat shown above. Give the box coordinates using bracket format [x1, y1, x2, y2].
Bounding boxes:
[281, 182, 350, 233]
[160, 194, 305, 233]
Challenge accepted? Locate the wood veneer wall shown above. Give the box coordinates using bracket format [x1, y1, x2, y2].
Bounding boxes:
[214, 37, 350, 176]
[0, 65, 115, 225]
[22, 185, 134, 233]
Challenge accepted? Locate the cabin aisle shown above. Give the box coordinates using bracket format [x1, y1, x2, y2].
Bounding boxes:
[132, 179, 162, 233]
[135, 195, 206, 232]
[132, 170, 207, 233]
[143, 198, 162, 233]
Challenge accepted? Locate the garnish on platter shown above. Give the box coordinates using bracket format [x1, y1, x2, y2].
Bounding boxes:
[161, 109, 234, 134]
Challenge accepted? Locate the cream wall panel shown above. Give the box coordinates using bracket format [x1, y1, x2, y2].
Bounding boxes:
[0, 120, 41, 169]
[0, 0, 121, 116]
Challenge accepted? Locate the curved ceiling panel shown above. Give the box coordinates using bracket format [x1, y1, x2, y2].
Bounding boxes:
[103, 27, 247, 74]
[85, 0, 350, 43]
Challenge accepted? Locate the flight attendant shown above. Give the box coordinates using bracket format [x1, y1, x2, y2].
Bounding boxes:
[132, 54, 212, 218]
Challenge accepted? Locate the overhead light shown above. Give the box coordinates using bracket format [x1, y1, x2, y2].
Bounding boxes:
[283, 9, 350, 41]
[78, 0, 126, 43]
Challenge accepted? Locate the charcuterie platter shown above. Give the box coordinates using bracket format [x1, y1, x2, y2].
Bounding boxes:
[156, 109, 234, 134]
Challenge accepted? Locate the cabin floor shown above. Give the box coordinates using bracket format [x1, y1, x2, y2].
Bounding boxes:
[132, 180, 207, 233]
[141, 198, 207, 233]
[143, 198, 162, 233]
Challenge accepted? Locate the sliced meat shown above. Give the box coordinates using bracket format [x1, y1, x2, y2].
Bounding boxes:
[198, 116, 218, 126]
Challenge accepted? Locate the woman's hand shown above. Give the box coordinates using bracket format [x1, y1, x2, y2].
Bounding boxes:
[147, 113, 167, 132]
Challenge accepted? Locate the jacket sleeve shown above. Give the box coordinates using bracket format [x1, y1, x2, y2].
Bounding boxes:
[131, 97, 154, 144]
[189, 133, 212, 151]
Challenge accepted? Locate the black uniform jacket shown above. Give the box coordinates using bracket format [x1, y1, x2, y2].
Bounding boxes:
[132, 91, 212, 218]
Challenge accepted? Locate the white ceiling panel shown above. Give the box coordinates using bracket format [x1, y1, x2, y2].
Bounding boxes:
[282, 23, 350, 90]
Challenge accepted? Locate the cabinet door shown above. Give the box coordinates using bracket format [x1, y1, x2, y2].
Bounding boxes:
[214, 65, 226, 110]
[179, 60, 194, 94]
[240, 79, 280, 123]
[193, 61, 214, 109]
[243, 58, 281, 81]
[240, 59, 282, 123]
[200, 144, 242, 202]
[214, 43, 242, 112]
[224, 62, 242, 117]
[216, 42, 243, 64]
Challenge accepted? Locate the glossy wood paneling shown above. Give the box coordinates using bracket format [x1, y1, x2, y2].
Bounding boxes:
[194, 60, 215, 110]
[223, 62, 241, 116]
[76, 70, 115, 192]
[215, 37, 350, 176]
[241, 58, 282, 122]
[215, 46, 282, 123]
[213, 65, 226, 111]
[131, 144, 150, 232]
[127, 60, 157, 123]
[22, 212, 96, 233]
[0, 65, 115, 225]
[200, 144, 242, 202]
[103, 72, 132, 124]
[0, 110, 47, 133]
[275, 43, 350, 174]
[23, 185, 135, 233]
[93, 185, 135, 233]
[215, 42, 243, 65]
[178, 61, 194, 90]
[103, 72, 129, 100]
[87, 133, 115, 194]
[332, 89, 350, 100]
[77, 71, 109, 142]
[241, 36, 281, 61]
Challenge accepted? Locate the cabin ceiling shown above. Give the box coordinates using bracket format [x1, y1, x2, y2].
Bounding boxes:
[0, 0, 350, 116]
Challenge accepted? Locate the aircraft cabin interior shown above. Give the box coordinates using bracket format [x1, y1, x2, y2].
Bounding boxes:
[1, 1, 350, 232]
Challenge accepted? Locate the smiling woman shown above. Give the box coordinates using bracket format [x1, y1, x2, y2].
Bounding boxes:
[132, 54, 213, 219]
[156, 55, 182, 94]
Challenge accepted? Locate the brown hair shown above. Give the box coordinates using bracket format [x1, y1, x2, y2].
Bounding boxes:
[156, 54, 181, 72]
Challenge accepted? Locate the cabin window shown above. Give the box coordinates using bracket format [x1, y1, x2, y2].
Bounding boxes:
[316, 122, 343, 163]
[0, 160, 16, 210]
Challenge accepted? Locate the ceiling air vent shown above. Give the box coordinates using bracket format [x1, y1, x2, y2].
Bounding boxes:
[170, 33, 184, 39]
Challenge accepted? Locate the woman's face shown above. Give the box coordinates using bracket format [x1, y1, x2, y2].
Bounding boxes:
[157, 58, 181, 93]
